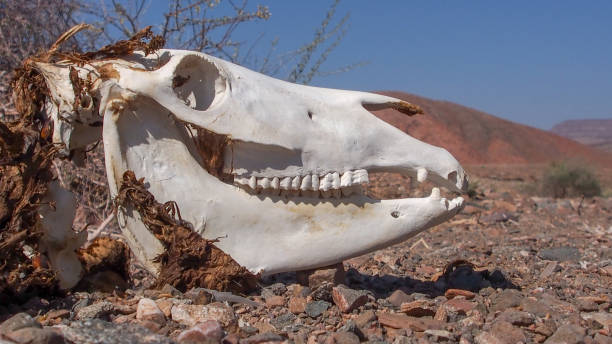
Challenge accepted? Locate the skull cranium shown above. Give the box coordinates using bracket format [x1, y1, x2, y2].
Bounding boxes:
[37, 49, 468, 276]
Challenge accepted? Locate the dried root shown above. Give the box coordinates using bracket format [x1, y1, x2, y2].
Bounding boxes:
[116, 171, 257, 293]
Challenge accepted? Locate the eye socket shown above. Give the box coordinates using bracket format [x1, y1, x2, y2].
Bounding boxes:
[307, 111, 313, 120]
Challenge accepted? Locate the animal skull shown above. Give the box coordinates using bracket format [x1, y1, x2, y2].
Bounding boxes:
[36, 49, 468, 276]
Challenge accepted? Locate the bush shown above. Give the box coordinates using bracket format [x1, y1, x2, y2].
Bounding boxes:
[541, 161, 601, 198]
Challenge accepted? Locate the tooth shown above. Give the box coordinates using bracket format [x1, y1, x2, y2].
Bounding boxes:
[300, 175, 312, 190]
[319, 174, 333, 192]
[291, 176, 301, 190]
[340, 171, 353, 187]
[417, 168, 428, 183]
[311, 174, 320, 191]
[234, 177, 249, 186]
[353, 169, 369, 185]
[258, 177, 270, 189]
[280, 177, 292, 190]
[271, 177, 280, 190]
[248, 176, 257, 189]
[430, 187, 441, 200]
[331, 172, 340, 189]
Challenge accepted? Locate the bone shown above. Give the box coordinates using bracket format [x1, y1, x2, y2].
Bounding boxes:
[271, 177, 280, 190]
[300, 175, 312, 191]
[257, 177, 270, 189]
[417, 168, 428, 183]
[248, 176, 257, 189]
[319, 174, 333, 192]
[291, 176, 301, 190]
[331, 172, 340, 189]
[280, 177, 292, 190]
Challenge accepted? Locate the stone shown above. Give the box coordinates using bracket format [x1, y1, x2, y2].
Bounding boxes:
[582, 312, 612, 330]
[399, 300, 436, 317]
[445, 289, 475, 300]
[544, 324, 586, 344]
[520, 297, 553, 317]
[329, 332, 360, 344]
[492, 321, 526, 343]
[58, 319, 173, 344]
[538, 247, 581, 262]
[440, 299, 476, 315]
[480, 211, 518, 224]
[74, 301, 115, 320]
[489, 289, 523, 313]
[270, 313, 296, 331]
[240, 332, 285, 343]
[332, 286, 368, 313]
[496, 310, 534, 326]
[184, 288, 213, 305]
[171, 302, 237, 330]
[309, 282, 334, 302]
[289, 297, 307, 314]
[0, 313, 41, 334]
[296, 263, 346, 289]
[387, 290, 411, 307]
[576, 298, 600, 312]
[176, 320, 223, 344]
[155, 299, 176, 318]
[425, 329, 455, 342]
[265, 295, 285, 308]
[136, 298, 166, 325]
[5, 327, 65, 344]
[45, 309, 71, 321]
[594, 334, 612, 344]
[305, 301, 331, 318]
[377, 313, 443, 331]
[355, 310, 376, 329]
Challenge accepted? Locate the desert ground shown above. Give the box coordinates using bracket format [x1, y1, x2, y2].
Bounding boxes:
[1, 164, 611, 344]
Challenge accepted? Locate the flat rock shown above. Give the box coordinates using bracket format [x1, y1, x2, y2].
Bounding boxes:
[136, 298, 166, 325]
[377, 312, 443, 331]
[288, 296, 307, 314]
[332, 286, 368, 313]
[58, 319, 173, 344]
[0, 313, 41, 334]
[387, 290, 411, 307]
[445, 289, 475, 300]
[296, 263, 346, 289]
[544, 324, 586, 344]
[399, 300, 436, 317]
[538, 247, 581, 262]
[305, 301, 331, 318]
[171, 302, 236, 330]
[489, 289, 523, 313]
[176, 320, 223, 343]
[74, 302, 115, 320]
[5, 327, 65, 344]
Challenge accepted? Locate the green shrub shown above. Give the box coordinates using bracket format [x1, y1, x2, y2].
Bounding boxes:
[541, 161, 601, 198]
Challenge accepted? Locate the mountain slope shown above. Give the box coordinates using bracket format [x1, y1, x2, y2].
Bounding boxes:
[551, 119, 612, 153]
[372, 91, 612, 167]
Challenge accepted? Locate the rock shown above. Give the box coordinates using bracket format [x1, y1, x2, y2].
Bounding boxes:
[538, 247, 581, 262]
[480, 211, 518, 224]
[289, 297, 307, 314]
[496, 310, 534, 326]
[45, 309, 71, 322]
[425, 329, 455, 342]
[474, 321, 525, 344]
[74, 301, 115, 320]
[159, 284, 182, 297]
[445, 289, 475, 300]
[332, 286, 368, 313]
[489, 289, 523, 313]
[576, 298, 600, 312]
[5, 327, 65, 344]
[355, 310, 376, 329]
[387, 290, 411, 307]
[155, 299, 176, 318]
[329, 332, 360, 344]
[544, 324, 586, 344]
[520, 297, 553, 317]
[305, 301, 331, 318]
[58, 319, 173, 344]
[594, 334, 612, 344]
[270, 313, 296, 331]
[582, 312, 612, 330]
[441, 299, 477, 315]
[309, 283, 333, 302]
[184, 288, 213, 305]
[171, 302, 237, 330]
[262, 283, 287, 298]
[296, 263, 346, 289]
[540, 261, 560, 279]
[240, 332, 285, 343]
[176, 320, 223, 344]
[264, 295, 285, 308]
[377, 313, 443, 331]
[0, 313, 41, 334]
[399, 300, 436, 317]
[136, 298, 166, 325]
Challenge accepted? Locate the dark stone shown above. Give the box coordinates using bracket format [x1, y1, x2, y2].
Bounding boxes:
[305, 301, 331, 318]
[539, 247, 581, 262]
[240, 332, 285, 343]
[59, 319, 174, 344]
[270, 313, 296, 330]
[183, 288, 213, 305]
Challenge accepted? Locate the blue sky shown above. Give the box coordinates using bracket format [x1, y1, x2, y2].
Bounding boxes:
[146, 1, 612, 129]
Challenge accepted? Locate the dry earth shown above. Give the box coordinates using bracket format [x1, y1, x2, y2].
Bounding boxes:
[0, 165, 611, 344]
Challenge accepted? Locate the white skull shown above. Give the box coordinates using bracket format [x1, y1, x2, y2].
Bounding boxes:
[37, 49, 468, 276]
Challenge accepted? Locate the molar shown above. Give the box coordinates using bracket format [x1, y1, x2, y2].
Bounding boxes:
[300, 175, 312, 190]
[311, 175, 320, 191]
[352, 169, 369, 185]
[280, 177, 292, 190]
[319, 174, 333, 192]
[248, 176, 257, 189]
[257, 177, 271, 189]
[291, 176, 301, 190]
[331, 172, 340, 189]
[340, 171, 353, 187]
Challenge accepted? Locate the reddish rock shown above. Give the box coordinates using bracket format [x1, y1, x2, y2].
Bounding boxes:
[328, 332, 360, 344]
[355, 310, 377, 329]
[445, 289, 476, 300]
[475, 321, 526, 344]
[377, 312, 443, 332]
[171, 302, 236, 331]
[136, 298, 166, 325]
[387, 290, 411, 307]
[332, 286, 368, 313]
[265, 295, 285, 308]
[441, 299, 476, 315]
[296, 263, 346, 289]
[176, 320, 224, 344]
[400, 300, 436, 317]
[289, 297, 307, 314]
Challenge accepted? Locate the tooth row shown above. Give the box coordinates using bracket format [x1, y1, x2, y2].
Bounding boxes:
[234, 170, 369, 197]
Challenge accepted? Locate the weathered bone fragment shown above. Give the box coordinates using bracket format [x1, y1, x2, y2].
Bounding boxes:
[35, 43, 468, 278]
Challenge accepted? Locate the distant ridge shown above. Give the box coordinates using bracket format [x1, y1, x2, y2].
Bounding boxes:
[371, 91, 612, 167]
[551, 119, 612, 153]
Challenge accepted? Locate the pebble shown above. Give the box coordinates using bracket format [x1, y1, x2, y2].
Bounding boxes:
[538, 247, 581, 262]
[445, 288, 476, 300]
[331, 286, 368, 313]
[387, 290, 411, 307]
[544, 324, 586, 344]
[5, 327, 65, 344]
[183, 288, 213, 305]
[58, 319, 174, 344]
[176, 320, 223, 343]
[171, 302, 236, 330]
[264, 295, 285, 308]
[0, 313, 41, 333]
[399, 300, 436, 317]
[136, 298, 166, 325]
[74, 301, 115, 320]
[240, 332, 285, 344]
[489, 289, 523, 313]
[377, 312, 443, 331]
[288, 296, 307, 314]
[305, 301, 331, 318]
[296, 263, 345, 289]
